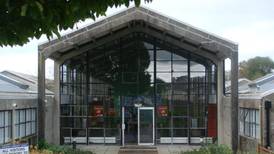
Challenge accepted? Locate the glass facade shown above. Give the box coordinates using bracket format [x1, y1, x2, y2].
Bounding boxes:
[60, 33, 217, 145]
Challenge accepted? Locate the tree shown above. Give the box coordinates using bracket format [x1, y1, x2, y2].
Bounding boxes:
[0, 0, 151, 46]
[239, 56, 274, 80]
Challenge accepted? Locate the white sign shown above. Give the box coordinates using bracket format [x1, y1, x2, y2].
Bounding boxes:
[0, 143, 29, 154]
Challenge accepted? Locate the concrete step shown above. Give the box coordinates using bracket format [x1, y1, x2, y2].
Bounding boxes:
[119, 146, 158, 154]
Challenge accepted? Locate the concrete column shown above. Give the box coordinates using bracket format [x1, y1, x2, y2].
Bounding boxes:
[217, 60, 224, 144]
[12, 108, 16, 144]
[38, 52, 46, 140]
[53, 61, 60, 144]
[230, 51, 239, 153]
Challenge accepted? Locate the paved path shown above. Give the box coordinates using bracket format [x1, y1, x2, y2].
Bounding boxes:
[77, 145, 200, 154]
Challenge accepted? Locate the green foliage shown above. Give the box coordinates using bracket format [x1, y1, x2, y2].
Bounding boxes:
[37, 139, 94, 154]
[239, 56, 274, 80]
[181, 144, 232, 154]
[0, 0, 152, 46]
[38, 139, 50, 150]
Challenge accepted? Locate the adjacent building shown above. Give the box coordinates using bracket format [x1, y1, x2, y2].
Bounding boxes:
[38, 7, 239, 150]
[0, 71, 53, 145]
[238, 73, 274, 152]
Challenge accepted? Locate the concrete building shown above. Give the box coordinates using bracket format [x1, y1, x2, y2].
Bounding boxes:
[238, 73, 274, 152]
[0, 70, 53, 145]
[38, 7, 239, 151]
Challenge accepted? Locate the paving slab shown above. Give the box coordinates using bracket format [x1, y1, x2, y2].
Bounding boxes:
[76, 145, 200, 154]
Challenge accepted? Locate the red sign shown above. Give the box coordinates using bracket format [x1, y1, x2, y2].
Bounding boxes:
[157, 105, 168, 117]
[94, 105, 104, 117]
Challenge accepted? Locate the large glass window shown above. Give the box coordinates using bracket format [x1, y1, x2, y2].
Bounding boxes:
[15, 108, 36, 139]
[0, 111, 12, 144]
[60, 32, 217, 145]
[239, 108, 260, 139]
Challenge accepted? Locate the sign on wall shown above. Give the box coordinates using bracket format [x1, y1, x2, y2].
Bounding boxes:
[157, 105, 168, 117]
[0, 143, 29, 154]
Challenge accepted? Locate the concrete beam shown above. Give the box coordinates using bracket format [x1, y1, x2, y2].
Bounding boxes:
[59, 25, 219, 64]
[230, 51, 239, 153]
[38, 52, 46, 140]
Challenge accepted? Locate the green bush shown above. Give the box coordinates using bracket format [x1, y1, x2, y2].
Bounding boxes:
[37, 140, 95, 154]
[181, 144, 232, 154]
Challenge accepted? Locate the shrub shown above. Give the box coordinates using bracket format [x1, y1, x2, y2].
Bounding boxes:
[181, 144, 232, 154]
[36, 140, 95, 154]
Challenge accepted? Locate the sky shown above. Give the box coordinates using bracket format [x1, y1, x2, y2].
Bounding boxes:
[0, 0, 274, 79]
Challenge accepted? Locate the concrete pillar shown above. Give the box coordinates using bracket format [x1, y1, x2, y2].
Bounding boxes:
[12, 108, 16, 144]
[230, 51, 239, 153]
[53, 61, 60, 144]
[217, 60, 224, 144]
[38, 52, 46, 140]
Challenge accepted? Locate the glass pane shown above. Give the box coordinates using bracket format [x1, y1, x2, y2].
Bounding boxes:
[173, 53, 187, 60]
[157, 117, 170, 128]
[173, 129, 187, 137]
[31, 122, 36, 134]
[173, 117, 188, 128]
[0, 112, 4, 127]
[173, 60, 187, 72]
[157, 129, 171, 138]
[157, 50, 171, 60]
[157, 61, 171, 72]
[190, 61, 205, 72]
[4, 127, 11, 142]
[15, 125, 19, 138]
[26, 110, 31, 121]
[156, 73, 171, 83]
[26, 123, 31, 135]
[20, 124, 26, 137]
[0, 128, 3, 144]
[20, 110, 25, 122]
[139, 109, 153, 143]
[173, 72, 188, 83]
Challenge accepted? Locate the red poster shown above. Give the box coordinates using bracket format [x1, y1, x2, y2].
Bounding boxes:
[94, 105, 104, 117]
[157, 105, 168, 117]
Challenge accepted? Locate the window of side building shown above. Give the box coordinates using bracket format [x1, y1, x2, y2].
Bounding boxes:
[0, 110, 12, 144]
[239, 108, 260, 139]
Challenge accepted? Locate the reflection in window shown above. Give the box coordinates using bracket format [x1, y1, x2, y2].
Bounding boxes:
[60, 33, 217, 145]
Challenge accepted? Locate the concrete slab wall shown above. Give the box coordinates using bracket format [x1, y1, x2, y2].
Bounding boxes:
[44, 95, 56, 144]
[0, 98, 37, 110]
[222, 96, 232, 147]
[239, 136, 257, 152]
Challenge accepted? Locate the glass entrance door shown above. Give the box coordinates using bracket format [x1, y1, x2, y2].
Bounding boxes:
[138, 107, 155, 145]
